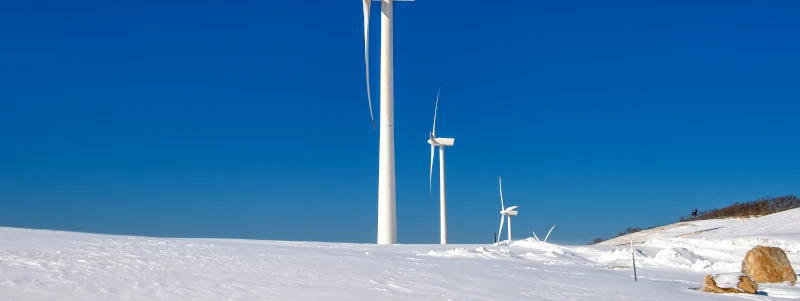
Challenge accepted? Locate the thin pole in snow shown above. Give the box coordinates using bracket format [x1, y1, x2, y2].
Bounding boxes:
[631, 238, 638, 281]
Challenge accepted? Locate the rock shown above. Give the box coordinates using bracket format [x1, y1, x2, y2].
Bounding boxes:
[742, 245, 797, 284]
[701, 273, 758, 294]
[737, 274, 759, 293]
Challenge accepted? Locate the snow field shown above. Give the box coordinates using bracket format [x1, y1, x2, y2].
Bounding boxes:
[2, 208, 800, 300]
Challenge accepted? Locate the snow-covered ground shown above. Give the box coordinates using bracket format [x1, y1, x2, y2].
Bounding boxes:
[2, 209, 800, 300]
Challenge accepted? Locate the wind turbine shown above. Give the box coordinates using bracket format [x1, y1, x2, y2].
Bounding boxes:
[496, 176, 519, 242]
[532, 224, 557, 242]
[428, 87, 455, 244]
[362, 0, 414, 244]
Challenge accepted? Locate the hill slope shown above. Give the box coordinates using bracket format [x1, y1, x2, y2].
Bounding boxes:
[597, 207, 800, 247]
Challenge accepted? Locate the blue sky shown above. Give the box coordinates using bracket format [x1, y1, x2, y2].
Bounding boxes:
[1, 0, 799, 245]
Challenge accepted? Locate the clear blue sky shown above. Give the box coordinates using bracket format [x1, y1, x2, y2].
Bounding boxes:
[1, 0, 799, 245]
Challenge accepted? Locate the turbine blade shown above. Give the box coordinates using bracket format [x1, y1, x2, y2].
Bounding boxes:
[429, 143, 435, 207]
[544, 224, 556, 242]
[432, 87, 440, 136]
[532, 230, 540, 242]
[497, 215, 505, 242]
[499, 175, 505, 210]
[362, 0, 375, 130]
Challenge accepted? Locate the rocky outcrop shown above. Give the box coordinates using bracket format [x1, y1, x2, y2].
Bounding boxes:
[701, 273, 758, 294]
[742, 245, 797, 284]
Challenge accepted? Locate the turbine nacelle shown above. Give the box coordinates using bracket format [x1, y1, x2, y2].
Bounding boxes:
[428, 137, 455, 147]
[501, 205, 519, 215]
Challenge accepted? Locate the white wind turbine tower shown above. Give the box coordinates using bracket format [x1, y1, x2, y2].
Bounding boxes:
[496, 176, 519, 242]
[428, 88, 455, 244]
[362, 0, 413, 244]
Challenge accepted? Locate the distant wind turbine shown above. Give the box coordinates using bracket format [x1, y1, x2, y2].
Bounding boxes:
[496, 176, 519, 242]
[428, 87, 455, 244]
[532, 224, 557, 242]
[362, 0, 414, 244]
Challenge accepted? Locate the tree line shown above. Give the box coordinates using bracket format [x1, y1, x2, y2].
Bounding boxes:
[679, 195, 800, 222]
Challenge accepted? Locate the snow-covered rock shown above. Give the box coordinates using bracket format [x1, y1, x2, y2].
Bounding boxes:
[701, 272, 758, 294]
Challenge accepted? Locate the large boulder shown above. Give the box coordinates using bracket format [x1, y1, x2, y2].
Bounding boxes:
[701, 273, 758, 294]
[742, 245, 797, 284]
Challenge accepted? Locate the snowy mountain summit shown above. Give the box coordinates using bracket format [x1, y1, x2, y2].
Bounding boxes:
[2, 209, 800, 300]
